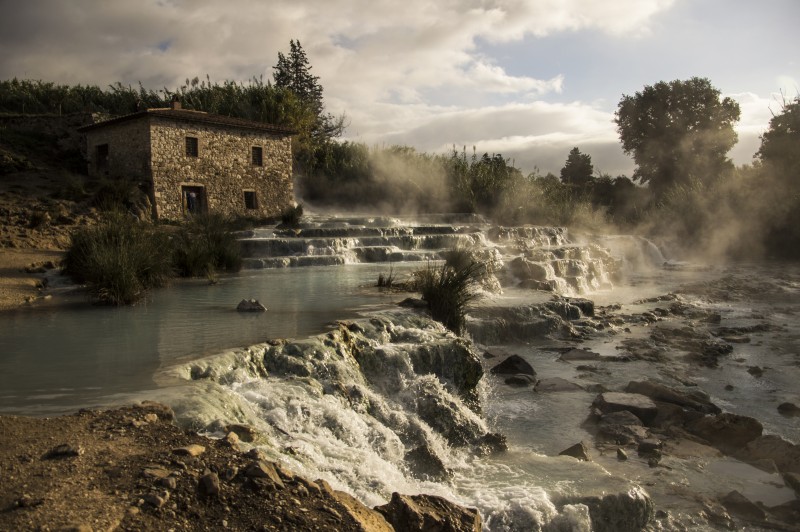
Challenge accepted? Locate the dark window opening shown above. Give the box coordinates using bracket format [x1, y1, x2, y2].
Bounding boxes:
[96, 144, 109, 172]
[185, 136, 199, 157]
[252, 146, 263, 166]
[244, 190, 258, 210]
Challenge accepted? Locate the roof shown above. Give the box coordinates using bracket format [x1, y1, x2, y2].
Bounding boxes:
[78, 108, 297, 135]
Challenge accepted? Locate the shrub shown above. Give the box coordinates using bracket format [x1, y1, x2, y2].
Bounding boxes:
[172, 213, 242, 278]
[64, 211, 173, 305]
[416, 252, 485, 335]
[280, 203, 304, 226]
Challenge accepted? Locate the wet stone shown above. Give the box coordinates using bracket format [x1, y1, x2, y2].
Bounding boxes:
[559, 441, 590, 461]
[490, 355, 535, 376]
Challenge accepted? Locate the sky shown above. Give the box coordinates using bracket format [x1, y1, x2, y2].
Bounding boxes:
[1, 0, 798, 177]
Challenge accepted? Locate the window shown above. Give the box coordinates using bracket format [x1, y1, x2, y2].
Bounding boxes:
[244, 190, 258, 210]
[185, 136, 199, 157]
[251, 146, 263, 166]
[96, 144, 109, 172]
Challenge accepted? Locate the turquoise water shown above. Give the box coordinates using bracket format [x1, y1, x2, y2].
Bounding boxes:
[0, 264, 412, 415]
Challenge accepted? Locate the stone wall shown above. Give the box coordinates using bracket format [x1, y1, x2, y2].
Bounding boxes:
[83, 119, 152, 182]
[149, 117, 293, 220]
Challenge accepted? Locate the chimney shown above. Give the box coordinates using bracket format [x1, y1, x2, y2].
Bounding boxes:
[171, 96, 181, 110]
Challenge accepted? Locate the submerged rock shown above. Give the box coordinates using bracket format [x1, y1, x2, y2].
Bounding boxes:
[777, 402, 800, 416]
[535, 377, 583, 393]
[375, 492, 482, 532]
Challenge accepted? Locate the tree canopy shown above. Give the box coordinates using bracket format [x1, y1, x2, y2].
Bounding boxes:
[615, 77, 741, 199]
[560, 147, 593, 187]
[757, 95, 800, 183]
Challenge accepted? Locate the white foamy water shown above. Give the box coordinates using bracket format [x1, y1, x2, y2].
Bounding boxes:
[1, 218, 798, 530]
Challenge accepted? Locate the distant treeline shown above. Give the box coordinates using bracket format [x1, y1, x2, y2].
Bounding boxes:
[0, 77, 294, 122]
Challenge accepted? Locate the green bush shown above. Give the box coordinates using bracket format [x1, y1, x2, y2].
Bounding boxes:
[64, 211, 173, 305]
[172, 213, 242, 278]
[416, 252, 484, 335]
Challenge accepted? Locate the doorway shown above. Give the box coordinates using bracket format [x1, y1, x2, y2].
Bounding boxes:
[181, 185, 205, 215]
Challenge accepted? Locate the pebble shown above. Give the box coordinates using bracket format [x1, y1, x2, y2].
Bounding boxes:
[198, 472, 220, 496]
[617, 448, 628, 461]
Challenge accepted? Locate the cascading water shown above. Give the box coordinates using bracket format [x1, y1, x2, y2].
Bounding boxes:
[3, 214, 798, 530]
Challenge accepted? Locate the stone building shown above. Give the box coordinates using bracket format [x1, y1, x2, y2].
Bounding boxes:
[78, 102, 296, 220]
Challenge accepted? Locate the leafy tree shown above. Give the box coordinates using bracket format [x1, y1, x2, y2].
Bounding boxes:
[560, 147, 594, 187]
[615, 77, 741, 199]
[757, 95, 800, 182]
[755, 95, 800, 257]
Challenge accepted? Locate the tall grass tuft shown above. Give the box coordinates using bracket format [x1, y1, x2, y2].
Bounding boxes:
[64, 211, 173, 305]
[172, 213, 243, 278]
[416, 251, 485, 335]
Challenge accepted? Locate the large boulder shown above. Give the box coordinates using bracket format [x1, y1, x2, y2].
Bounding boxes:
[375, 492, 482, 532]
[736, 435, 800, 474]
[686, 413, 763, 454]
[592, 393, 658, 426]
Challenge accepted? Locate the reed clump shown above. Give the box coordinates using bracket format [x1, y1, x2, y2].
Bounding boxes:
[64, 211, 173, 305]
[416, 249, 485, 335]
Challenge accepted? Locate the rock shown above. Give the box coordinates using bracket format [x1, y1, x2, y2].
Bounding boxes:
[783, 472, 800, 495]
[237, 298, 267, 312]
[637, 439, 662, 457]
[777, 402, 800, 416]
[225, 423, 258, 442]
[617, 448, 628, 461]
[490, 355, 535, 376]
[142, 467, 170, 479]
[686, 413, 763, 453]
[245, 461, 285, 488]
[593, 392, 658, 426]
[737, 435, 800, 474]
[535, 377, 583, 393]
[329, 489, 394, 532]
[172, 444, 205, 457]
[405, 445, 452, 482]
[473, 432, 508, 455]
[197, 473, 220, 497]
[504, 374, 536, 386]
[563, 486, 654, 532]
[600, 410, 644, 427]
[625, 380, 720, 414]
[398, 297, 428, 309]
[143, 491, 170, 508]
[43, 443, 84, 459]
[559, 441, 590, 461]
[159, 476, 177, 490]
[720, 490, 767, 522]
[747, 366, 764, 377]
[559, 348, 601, 362]
[375, 492, 482, 532]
